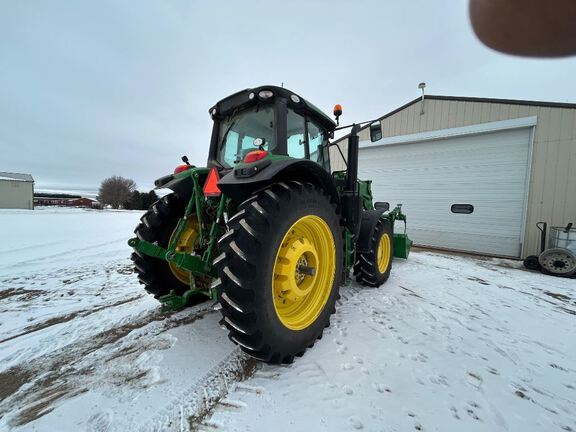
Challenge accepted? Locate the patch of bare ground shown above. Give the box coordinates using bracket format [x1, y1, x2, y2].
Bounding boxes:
[0, 288, 44, 301]
[543, 291, 572, 302]
[559, 307, 576, 316]
[0, 294, 145, 344]
[0, 367, 34, 402]
[13, 385, 89, 426]
[495, 284, 576, 315]
[0, 304, 213, 426]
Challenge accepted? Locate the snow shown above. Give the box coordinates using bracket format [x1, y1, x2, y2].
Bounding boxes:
[0, 177, 29, 182]
[0, 208, 242, 431]
[200, 254, 576, 432]
[1, 208, 575, 431]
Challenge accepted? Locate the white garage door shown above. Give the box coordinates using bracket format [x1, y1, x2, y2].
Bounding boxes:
[359, 126, 533, 257]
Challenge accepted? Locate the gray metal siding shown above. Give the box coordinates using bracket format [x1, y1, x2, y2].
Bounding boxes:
[0, 181, 34, 209]
[330, 99, 576, 257]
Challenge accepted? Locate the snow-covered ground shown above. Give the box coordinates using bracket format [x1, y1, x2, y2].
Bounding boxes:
[0, 208, 575, 432]
[200, 254, 576, 432]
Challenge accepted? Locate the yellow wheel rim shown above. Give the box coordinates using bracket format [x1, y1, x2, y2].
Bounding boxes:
[168, 216, 200, 284]
[272, 215, 336, 331]
[377, 233, 391, 273]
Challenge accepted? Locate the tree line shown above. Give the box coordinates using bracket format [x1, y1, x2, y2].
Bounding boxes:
[97, 176, 158, 210]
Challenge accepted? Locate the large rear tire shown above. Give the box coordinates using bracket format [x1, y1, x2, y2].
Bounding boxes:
[214, 181, 342, 364]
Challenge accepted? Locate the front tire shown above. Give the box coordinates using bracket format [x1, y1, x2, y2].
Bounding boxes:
[214, 181, 342, 364]
[354, 218, 394, 287]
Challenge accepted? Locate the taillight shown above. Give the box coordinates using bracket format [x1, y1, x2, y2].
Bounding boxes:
[174, 164, 191, 174]
[243, 150, 268, 164]
[203, 167, 221, 197]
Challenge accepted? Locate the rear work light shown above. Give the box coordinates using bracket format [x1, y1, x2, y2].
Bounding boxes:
[174, 164, 191, 174]
[203, 167, 221, 197]
[258, 90, 274, 99]
[243, 150, 268, 164]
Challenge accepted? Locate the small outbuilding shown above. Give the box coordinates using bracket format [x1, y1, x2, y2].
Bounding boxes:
[0, 172, 34, 210]
[331, 96, 576, 259]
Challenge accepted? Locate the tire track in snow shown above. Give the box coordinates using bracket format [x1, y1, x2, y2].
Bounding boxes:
[0, 261, 145, 344]
[0, 294, 145, 344]
[0, 238, 130, 271]
[192, 285, 365, 430]
[0, 303, 214, 427]
[152, 351, 258, 432]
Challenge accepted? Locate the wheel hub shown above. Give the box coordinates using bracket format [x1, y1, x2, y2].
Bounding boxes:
[271, 215, 336, 331]
[377, 233, 391, 273]
[168, 217, 200, 284]
[274, 235, 318, 302]
[539, 248, 576, 275]
[295, 256, 309, 285]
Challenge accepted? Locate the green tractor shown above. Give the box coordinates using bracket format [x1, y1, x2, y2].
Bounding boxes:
[129, 86, 411, 364]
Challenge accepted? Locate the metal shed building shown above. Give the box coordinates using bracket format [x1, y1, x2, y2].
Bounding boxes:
[331, 96, 576, 258]
[0, 172, 35, 210]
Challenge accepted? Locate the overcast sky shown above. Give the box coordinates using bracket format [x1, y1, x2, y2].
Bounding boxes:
[1, 0, 575, 194]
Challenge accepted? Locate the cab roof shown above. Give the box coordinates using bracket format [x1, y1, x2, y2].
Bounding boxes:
[210, 85, 337, 132]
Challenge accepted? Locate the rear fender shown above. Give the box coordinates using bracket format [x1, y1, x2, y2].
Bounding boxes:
[218, 159, 340, 210]
[356, 209, 391, 253]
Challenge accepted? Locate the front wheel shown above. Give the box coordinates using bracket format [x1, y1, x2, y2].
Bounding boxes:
[214, 181, 342, 364]
[354, 218, 394, 287]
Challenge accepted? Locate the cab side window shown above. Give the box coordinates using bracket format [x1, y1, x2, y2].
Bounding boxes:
[286, 110, 306, 159]
[308, 121, 325, 164]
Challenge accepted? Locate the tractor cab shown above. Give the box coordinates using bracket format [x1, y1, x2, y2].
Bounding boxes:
[207, 86, 336, 172]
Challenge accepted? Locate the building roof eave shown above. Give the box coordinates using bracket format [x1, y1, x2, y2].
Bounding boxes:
[331, 94, 576, 145]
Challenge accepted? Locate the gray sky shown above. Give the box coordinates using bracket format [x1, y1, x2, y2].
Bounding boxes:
[1, 0, 575, 194]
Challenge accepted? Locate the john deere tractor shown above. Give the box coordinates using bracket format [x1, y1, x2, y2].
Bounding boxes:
[129, 86, 411, 363]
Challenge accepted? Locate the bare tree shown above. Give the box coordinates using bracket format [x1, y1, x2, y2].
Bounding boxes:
[97, 176, 137, 209]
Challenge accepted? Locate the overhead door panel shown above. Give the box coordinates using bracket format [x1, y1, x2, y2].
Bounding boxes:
[358, 127, 532, 257]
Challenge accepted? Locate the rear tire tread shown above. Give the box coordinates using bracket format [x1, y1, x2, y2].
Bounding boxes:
[217, 182, 341, 364]
[131, 195, 193, 299]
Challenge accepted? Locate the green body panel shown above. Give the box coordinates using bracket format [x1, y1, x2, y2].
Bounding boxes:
[343, 228, 354, 274]
[393, 233, 412, 259]
[357, 179, 374, 210]
[328, 171, 412, 264]
[331, 172, 373, 210]
[382, 204, 411, 259]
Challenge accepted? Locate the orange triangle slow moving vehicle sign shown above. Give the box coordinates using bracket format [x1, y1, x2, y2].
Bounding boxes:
[203, 167, 221, 197]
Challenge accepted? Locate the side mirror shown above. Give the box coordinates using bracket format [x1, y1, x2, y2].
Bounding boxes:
[374, 202, 389, 212]
[370, 121, 382, 142]
[333, 104, 343, 126]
